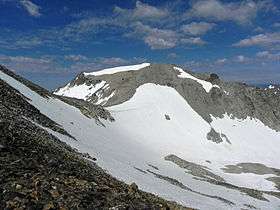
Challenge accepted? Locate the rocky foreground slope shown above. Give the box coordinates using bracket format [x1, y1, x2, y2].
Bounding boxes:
[2, 63, 280, 210]
[0, 65, 189, 210]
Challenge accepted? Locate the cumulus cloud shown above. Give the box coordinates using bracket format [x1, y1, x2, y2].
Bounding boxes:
[65, 54, 88, 62]
[138, 25, 177, 49]
[254, 26, 264, 32]
[131, 22, 206, 49]
[186, 0, 274, 25]
[19, 0, 41, 17]
[1, 1, 209, 51]
[233, 32, 280, 47]
[256, 51, 270, 57]
[0, 37, 43, 50]
[0, 55, 56, 73]
[236, 55, 250, 63]
[94, 57, 129, 66]
[181, 22, 216, 35]
[273, 22, 280, 28]
[181, 37, 206, 45]
[167, 53, 178, 59]
[114, 1, 168, 21]
[256, 51, 280, 60]
[144, 35, 176, 49]
[215, 58, 227, 64]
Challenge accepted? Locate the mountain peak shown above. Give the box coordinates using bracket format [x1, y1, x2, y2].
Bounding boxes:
[1, 64, 280, 209]
[54, 63, 280, 132]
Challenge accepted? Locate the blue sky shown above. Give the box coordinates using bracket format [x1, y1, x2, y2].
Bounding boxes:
[0, 0, 280, 89]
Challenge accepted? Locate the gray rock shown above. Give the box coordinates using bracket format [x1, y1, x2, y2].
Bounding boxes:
[59, 63, 280, 132]
[206, 128, 230, 144]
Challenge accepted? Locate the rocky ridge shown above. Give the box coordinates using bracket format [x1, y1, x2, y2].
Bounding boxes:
[55, 63, 280, 132]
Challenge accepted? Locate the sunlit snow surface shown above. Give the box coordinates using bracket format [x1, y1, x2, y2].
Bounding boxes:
[174, 67, 220, 92]
[1, 70, 280, 210]
[54, 81, 106, 100]
[83, 63, 150, 76]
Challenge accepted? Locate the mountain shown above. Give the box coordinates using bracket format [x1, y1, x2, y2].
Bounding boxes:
[1, 63, 280, 209]
[0, 65, 188, 210]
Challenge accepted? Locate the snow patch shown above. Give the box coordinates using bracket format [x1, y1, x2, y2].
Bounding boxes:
[83, 63, 150, 76]
[174, 67, 220, 93]
[54, 81, 106, 100]
[268, 85, 275, 89]
[224, 90, 230, 96]
[96, 91, 115, 105]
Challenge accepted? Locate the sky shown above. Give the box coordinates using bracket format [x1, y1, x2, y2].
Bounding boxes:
[0, 0, 280, 90]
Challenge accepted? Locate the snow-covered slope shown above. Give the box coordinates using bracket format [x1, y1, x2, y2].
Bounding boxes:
[83, 63, 150, 76]
[1, 65, 280, 210]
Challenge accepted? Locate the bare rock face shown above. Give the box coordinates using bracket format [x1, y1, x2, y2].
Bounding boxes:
[57, 63, 280, 132]
[207, 128, 231, 144]
[207, 128, 224, 143]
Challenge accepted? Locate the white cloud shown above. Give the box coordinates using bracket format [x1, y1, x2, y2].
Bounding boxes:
[181, 22, 216, 35]
[167, 53, 178, 59]
[65, 55, 88, 62]
[132, 22, 206, 49]
[273, 22, 280, 28]
[186, 0, 274, 25]
[0, 36, 44, 50]
[254, 26, 264, 32]
[233, 32, 280, 47]
[256, 51, 280, 60]
[132, 22, 177, 49]
[183, 60, 210, 69]
[256, 51, 270, 57]
[0, 1, 210, 51]
[215, 58, 227, 64]
[236, 55, 248, 63]
[96, 57, 129, 66]
[62, 17, 120, 40]
[114, 1, 168, 21]
[0, 55, 56, 73]
[144, 35, 176, 49]
[181, 37, 206, 45]
[20, 0, 41, 17]
[132, 1, 168, 19]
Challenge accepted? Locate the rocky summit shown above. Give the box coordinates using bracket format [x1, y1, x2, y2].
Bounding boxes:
[2, 63, 280, 210]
